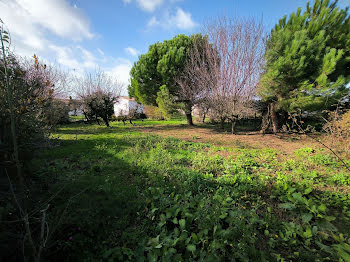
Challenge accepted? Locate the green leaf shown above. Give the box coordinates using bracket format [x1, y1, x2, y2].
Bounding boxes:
[172, 217, 178, 224]
[168, 248, 177, 254]
[219, 213, 227, 219]
[226, 197, 233, 202]
[213, 225, 217, 235]
[324, 216, 336, 222]
[292, 192, 303, 202]
[179, 219, 186, 229]
[279, 202, 295, 210]
[302, 213, 313, 223]
[304, 187, 312, 195]
[333, 243, 350, 261]
[191, 233, 198, 243]
[318, 204, 327, 213]
[187, 244, 196, 252]
[155, 244, 162, 249]
[304, 227, 312, 238]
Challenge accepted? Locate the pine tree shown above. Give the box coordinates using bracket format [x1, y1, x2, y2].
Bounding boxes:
[259, 0, 350, 133]
[128, 34, 207, 125]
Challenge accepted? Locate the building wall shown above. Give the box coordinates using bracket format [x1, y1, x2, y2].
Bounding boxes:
[114, 98, 130, 116]
[128, 100, 145, 114]
[68, 109, 84, 116]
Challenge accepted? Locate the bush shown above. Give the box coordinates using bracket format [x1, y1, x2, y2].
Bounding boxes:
[144, 105, 164, 120]
[45, 99, 70, 125]
[82, 91, 116, 127]
[0, 55, 59, 163]
[324, 110, 350, 152]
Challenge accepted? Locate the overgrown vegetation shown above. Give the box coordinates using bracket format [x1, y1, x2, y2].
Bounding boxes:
[1, 0, 350, 261]
[3, 121, 347, 261]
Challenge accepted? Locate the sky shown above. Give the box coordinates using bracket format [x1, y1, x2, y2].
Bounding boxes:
[0, 0, 349, 95]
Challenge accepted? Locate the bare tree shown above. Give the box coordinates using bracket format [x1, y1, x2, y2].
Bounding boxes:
[176, 35, 213, 125]
[75, 68, 122, 98]
[74, 69, 123, 126]
[179, 17, 265, 132]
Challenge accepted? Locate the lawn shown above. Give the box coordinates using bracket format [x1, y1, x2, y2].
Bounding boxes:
[32, 120, 350, 261]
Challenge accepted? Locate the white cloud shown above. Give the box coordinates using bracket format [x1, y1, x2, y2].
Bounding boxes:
[170, 8, 197, 30]
[147, 7, 197, 30]
[3, 0, 93, 42]
[107, 59, 133, 95]
[77, 46, 98, 68]
[0, 0, 136, 97]
[123, 0, 163, 12]
[49, 45, 82, 71]
[147, 16, 160, 27]
[125, 47, 139, 56]
[0, 0, 100, 75]
[137, 0, 163, 12]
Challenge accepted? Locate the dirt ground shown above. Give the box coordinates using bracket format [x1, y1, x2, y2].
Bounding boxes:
[141, 124, 321, 156]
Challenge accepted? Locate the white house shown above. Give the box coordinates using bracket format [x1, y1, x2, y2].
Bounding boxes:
[114, 96, 145, 117]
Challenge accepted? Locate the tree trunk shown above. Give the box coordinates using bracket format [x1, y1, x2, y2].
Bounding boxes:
[260, 110, 270, 134]
[185, 102, 193, 126]
[186, 113, 193, 126]
[231, 119, 237, 134]
[270, 102, 278, 134]
[83, 112, 90, 123]
[202, 113, 206, 123]
[95, 116, 100, 125]
[103, 118, 109, 127]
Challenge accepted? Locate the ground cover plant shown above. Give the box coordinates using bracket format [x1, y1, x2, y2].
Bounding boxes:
[22, 120, 350, 261]
[1, 1, 349, 260]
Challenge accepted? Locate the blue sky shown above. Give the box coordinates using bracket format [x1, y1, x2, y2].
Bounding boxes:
[1, 0, 349, 95]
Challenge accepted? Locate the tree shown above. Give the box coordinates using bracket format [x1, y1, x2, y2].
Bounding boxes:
[68, 97, 82, 116]
[0, 53, 67, 152]
[259, 0, 350, 133]
[76, 69, 122, 127]
[45, 99, 70, 125]
[156, 85, 181, 120]
[128, 34, 208, 125]
[179, 17, 265, 132]
[1, 21, 70, 262]
[176, 35, 213, 126]
[83, 91, 116, 127]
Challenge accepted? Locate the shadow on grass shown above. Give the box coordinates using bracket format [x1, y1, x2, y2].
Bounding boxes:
[53, 123, 136, 135]
[3, 134, 150, 261]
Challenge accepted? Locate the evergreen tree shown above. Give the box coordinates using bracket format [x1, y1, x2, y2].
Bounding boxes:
[259, 0, 350, 133]
[128, 34, 207, 125]
[156, 85, 182, 120]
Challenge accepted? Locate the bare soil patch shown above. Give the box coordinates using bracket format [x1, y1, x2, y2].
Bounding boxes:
[140, 124, 320, 156]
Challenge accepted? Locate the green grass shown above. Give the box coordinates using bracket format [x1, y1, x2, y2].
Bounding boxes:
[33, 121, 350, 261]
[69, 115, 85, 121]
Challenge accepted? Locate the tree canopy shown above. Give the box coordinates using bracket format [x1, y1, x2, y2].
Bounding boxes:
[259, 0, 350, 115]
[128, 34, 207, 106]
